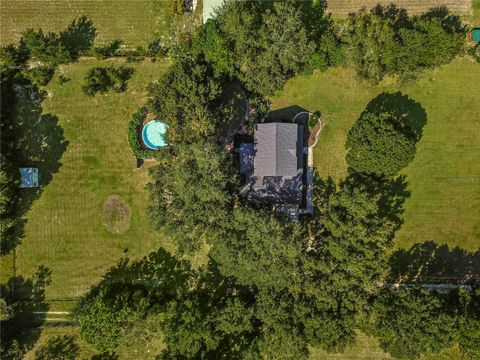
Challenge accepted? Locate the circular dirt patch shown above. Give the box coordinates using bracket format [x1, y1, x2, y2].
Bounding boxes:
[102, 195, 131, 235]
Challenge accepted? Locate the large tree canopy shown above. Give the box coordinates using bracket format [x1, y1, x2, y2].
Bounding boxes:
[147, 140, 237, 254]
[147, 59, 232, 143]
[214, 0, 314, 95]
[348, 5, 465, 82]
[370, 287, 458, 359]
[346, 109, 417, 176]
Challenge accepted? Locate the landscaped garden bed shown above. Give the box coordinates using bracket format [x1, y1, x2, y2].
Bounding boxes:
[127, 106, 157, 159]
[307, 113, 322, 147]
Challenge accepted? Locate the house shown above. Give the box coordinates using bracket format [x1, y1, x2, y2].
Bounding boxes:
[240, 123, 304, 207]
[19, 168, 39, 188]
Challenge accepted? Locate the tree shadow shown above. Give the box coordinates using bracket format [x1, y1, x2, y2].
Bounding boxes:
[296, 0, 330, 40]
[0, 266, 51, 355]
[60, 16, 97, 59]
[365, 91, 427, 140]
[84, 248, 192, 311]
[2, 86, 69, 254]
[388, 241, 480, 284]
[421, 7, 465, 34]
[342, 173, 410, 232]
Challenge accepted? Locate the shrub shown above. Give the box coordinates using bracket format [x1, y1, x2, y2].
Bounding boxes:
[82, 65, 134, 96]
[308, 113, 319, 128]
[58, 74, 70, 85]
[127, 107, 157, 159]
[92, 39, 122, 59]
[148, 38, 169, 57]
[126, 56, 144, 63]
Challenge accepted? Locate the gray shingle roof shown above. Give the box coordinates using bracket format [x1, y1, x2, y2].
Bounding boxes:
[253, 123, 303, 177]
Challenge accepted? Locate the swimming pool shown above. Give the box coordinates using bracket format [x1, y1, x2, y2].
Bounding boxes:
[142, 120, 169, 150]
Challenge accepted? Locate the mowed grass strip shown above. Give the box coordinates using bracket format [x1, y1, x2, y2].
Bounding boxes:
[0, 0, 174, 47]
[309, 332, 462, 360]
[326, 0, 472, 16]
[13, 59, 175, 300]
[270, 58, 480, 251]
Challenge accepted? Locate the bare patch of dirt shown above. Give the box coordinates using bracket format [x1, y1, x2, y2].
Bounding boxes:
[102, 195, 131, 234]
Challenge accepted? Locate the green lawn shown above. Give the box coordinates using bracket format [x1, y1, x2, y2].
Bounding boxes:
[271, 58, 480, 251]
[0, 0, 201, 47]
[10, 59, 178, 301]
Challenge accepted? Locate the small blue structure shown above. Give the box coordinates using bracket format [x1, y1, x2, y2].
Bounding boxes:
[19, 168, 39, 188]
[142, 120, 169, 150]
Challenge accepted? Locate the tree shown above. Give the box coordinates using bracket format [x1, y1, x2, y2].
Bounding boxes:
[82, 66, 134, 96]
[254, 290, 309, 360]
[211, 205, 304, 292]
[346, 109, 417, 176]
[147, 58, 230, 143]
[457, 288, 480, 359]
[147, 140, 236, 254]
[195, 20, 236, 78]
[299, 176, 400, 352]
[22, 28, 71, 66]
[160, 263, 257, 359]
[0, 43, 29, 69]
[60, 16, 96, 59]
[21, 67, 55, 86]
[75, 248, 192, 352]
[370, 287, 457, 359]
[213, 0, 314, 95]
[35, 335, 79, 360]
[74, 295, 135, 352]
[393, 8, 464, 77]
[242, 1, 313, 95]
[348, 5, 465, 82]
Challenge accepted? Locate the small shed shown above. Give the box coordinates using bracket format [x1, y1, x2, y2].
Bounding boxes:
[469, 28, 480, 42]
[19, 168, 39, 188]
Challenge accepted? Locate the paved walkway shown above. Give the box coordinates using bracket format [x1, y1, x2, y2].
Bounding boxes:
[299, 147, 314, 215]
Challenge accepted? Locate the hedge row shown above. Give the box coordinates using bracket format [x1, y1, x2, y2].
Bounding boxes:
[127, 107, 157, 159]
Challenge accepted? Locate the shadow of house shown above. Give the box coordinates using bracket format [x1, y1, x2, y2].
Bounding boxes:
[388, 241, 480, 285]
[268, 105, 308, 123]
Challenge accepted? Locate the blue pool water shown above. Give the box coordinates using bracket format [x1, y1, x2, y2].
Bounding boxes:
[142, 120, 169, 150]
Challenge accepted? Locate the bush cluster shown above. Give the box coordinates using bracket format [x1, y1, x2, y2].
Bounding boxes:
[82, 65, 134, 96]
[127, 107, 157, 159]
[349, 6, 465, 82]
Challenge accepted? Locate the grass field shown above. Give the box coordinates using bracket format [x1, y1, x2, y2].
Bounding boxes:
[271, 57, 480, 251]
[310, 332, 462, 360]
[6, 59, 179, 301]
[326, 0, 472, 16]
[0, 0, 201, 47]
